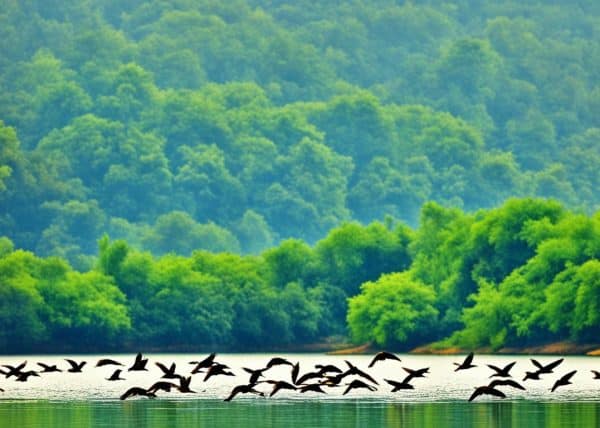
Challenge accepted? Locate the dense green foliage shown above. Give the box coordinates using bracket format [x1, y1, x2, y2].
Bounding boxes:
[1, 1, 599, 267]
[1, 199, 598, 352]
[1, 1, 599, 352]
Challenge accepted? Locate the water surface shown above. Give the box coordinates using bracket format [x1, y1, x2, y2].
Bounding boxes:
[1, 354, 599, 427]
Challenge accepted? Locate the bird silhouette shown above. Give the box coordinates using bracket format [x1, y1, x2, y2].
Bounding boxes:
[224, 383, 264, 401]
[523, 370, 542, 381]
[487, 361, 516, 378]
[107, 369, 125, 381]
[190, 353, 217, 373]
[3, 361, 27, 378]
[402, 367, 429, 383]
[291, 362, 300, 384]
[65, 359, 86, 373]
[265, 357, 294, 369]
[156, 362, 180, 379]
[298, 383, 326, 394]
[128, 353, 148, 371]
[550, 370, 577, 392]
[343, 379, 377, 395]
[296, 370, 323, 385]
[591, 370, 600, 379]
[96, 358, 123, 367]
[178, 376, 196, 393]
[16, 371, 40, 382]
[368, 351, 401, 368]
[468, 385, 506, 402]
[147, 381, 179, 394]
[384, 378, 414, 392]
[314, 364, 342, 375]
[488, 379, 526, 391]
[265, 380, 297, 397]
[120, 387, 156, 400]
[243, 367, 268, 384]
[344, 361, 378, 385]
[37, 362, 62, 373]
[204, 363, 234, 382]
[531, 358, 563, 374]
[454, 352, 476, 371]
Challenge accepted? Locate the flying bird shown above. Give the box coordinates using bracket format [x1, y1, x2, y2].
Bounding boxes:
[368, 351, 401, 368]
[488, 379, 526, 391]
[344, 361, 379, 385]
[65, 359, 86, 373]
[487, 361, 516, 378]
[265, 380, 297, 397]
[178, 376, 196, 393]
[96, 359, 123, 367]
[204, 364, 234, 382]
[454, 352, 476, 371]
[3, 361, 27, 378]
[402, 367, 429, 383]
[592, 370, 600, 379]
[156, 362, 180, 379]
[106, 369, 125, 381]
[384, 378, 414, 392]
[265, 357, 294, 369]
[243, 367, 268, 384]
[468, 385, 506, 402]
[120, 387, 156, 400]
[190, 353, 217, 373]
[37, 362, 62, 373]
[224, 383, 264, 401]
[16, 371, 40, 382]
[147, 381, 179, 394]
[531, 358, 563, 374]
[128, 353, 148, 371]
[551, 370, 577, 392]
[343, 379, 377, 395]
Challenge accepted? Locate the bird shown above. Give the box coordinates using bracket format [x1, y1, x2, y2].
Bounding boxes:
[291, 362, 300, 384]
[488, 379, 526, 391]
[0, 388, 3, 392]
[96, 358, 123, 367]
[65, 359, 86, 373]
[178, 376, 196, 393]
[224, 383, 264, 401]
[120, 387, 156, 400]
[314, 364, 342, 375]
[37, 362, 62, 373]
[243, 367, 268, 384]
[106, 369, 125, 381]
[531, 358, 563, 375]
[296, 370, 323, 385]
[128, 353, 148, 371]
[265, 357, 294, 369]
[591, 370, 600, 379]
[147, 381, 179, 394]
[204, 363, 234, 382]
[3, 361, 27, 378]
[15, 371, 40, 382]
[523, 370, 542, 381]
[344, 361, 378, 385]
[190, 353, 217, 373]
[298, 383, 326, 394]
[487, 361, 516, 378]
[468, 385, 506, 402]
[384, 378, 414, 392]
[402, 367, 429, 383]
[551, 370, 577, 392]
[454, 352, 476, 371]
[368, 351, 401, 368]
[343, 379, 377, 395]
[265, 380, 297, 397]
[155, 362, 180, 379]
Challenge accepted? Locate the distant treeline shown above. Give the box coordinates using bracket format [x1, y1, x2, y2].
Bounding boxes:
[1, 198, 598, 353]
[1, 1, 600, 270]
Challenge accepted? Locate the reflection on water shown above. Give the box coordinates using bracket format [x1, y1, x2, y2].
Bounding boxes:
[1, 400, 600, 428]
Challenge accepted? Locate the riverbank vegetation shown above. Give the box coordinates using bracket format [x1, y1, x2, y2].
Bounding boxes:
[1, 198, 598, 353]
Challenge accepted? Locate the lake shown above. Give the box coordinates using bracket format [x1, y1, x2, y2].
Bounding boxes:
[1, 353, 599, 427]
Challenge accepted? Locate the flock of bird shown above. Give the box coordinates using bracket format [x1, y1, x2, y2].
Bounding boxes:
[1, 351, 598, 402]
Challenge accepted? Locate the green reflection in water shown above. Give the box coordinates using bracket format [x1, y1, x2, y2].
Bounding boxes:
[0, 400, 599, 428]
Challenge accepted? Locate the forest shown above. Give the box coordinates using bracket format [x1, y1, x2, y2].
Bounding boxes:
[0, 0, 599, 352]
